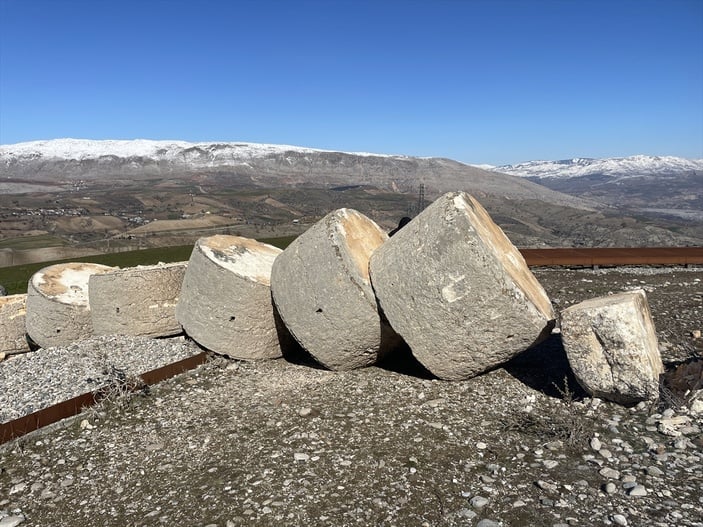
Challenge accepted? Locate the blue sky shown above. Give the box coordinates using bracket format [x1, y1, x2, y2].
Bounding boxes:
[1, 0, 701, 165]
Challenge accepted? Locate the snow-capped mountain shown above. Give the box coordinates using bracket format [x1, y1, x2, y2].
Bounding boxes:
[0, 138, 398, 166]
[492, 155, 703, 180]
[0, 138, 597, 210]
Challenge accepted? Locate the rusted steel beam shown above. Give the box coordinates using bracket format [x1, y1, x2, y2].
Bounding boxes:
[519, 247, 703, 267]
[0, 351, 208, 445]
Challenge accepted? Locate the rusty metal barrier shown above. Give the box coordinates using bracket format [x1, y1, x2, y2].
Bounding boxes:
[519, 247, 703, 267]
[0, 352, 208, 445]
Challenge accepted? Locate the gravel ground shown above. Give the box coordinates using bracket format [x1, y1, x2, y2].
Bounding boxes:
[0, 335, 202, 422]
[1, 267, 701, 527]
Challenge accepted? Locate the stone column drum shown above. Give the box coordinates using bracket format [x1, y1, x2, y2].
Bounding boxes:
[560, 289, 664, 404]
[176, 235, 282, 359]
[90, 262, 187, 338]
[370, 191, 555, 381]
[0, 294, 30, 356]
[270, 208, 389, 370]
[25, 262, 114, 348]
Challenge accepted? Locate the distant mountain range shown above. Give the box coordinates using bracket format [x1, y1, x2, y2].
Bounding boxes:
[1, 139, 701, 247]
[489, 155, 703, 180]
[0, 139, 589, 208]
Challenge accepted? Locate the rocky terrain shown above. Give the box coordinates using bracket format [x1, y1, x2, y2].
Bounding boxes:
[1, 266, 701, 527]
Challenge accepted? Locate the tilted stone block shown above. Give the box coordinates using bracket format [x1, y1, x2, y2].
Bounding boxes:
[271, 208, 390, 370]
[25, 263, 114, 348]
[560, 289, 664, 404]
[369, 191, 555, 381]
[176, 235, 282, 359]
[89, 262, 187, 338]
[0, 294, 30, 356]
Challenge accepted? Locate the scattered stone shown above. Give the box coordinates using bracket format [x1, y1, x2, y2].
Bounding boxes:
[476, 520, 500, 527]
[293, 453, 309, 462]
[599, 467, 620, 479]
[90, 262, 187, 338]
[176, 235, 282, 359]
[470, 496, 489, 508]
[0, 516, 25, 527]
[271, 209, 390, 370]
[691, 329, 701, 339]
[590, 436, 602, 451]
[612, 514, 628, 526]
[369, 191, 555, 380]
[25, 262, 114, 348]
[603, 482, 617, 494]
[0, 294, 30, 355]
[645, 466, 664, 477]
[560, 289, 664, 404]
[627, 485, 647, 497]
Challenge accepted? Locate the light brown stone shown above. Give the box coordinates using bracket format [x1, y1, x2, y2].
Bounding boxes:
[560, 289, 664, 404]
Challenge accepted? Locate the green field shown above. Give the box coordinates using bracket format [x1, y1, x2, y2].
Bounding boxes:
[0, 235, 296, 295]
[0, 234, 68, 250]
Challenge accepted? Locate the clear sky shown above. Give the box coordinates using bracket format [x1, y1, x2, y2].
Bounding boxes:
[1, 0, 701, 165]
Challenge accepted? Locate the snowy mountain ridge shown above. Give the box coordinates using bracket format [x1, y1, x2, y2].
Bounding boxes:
[0, 138, 401, 166]
[491, 155, 703, 179]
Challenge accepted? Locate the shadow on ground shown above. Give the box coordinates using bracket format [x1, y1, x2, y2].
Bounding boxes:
[504, 333, 588, 400]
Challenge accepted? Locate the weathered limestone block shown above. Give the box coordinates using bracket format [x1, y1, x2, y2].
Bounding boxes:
[271, 208, 389, 370]
[0, 294, 30, 356]
[560, 289, 664, 404]
[25, 263, 114, 348]
[176, 235, 282, 359]
[89, 262, 187, 338]
[369, 191, 555, 381]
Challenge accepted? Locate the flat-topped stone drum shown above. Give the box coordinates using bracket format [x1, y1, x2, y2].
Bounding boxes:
[370, 191, 555, 381]
[25, 262, 114, 348]
[270, 208, 389, 370]
[90, 262, 187, 338]
[176, 235, 282, 359]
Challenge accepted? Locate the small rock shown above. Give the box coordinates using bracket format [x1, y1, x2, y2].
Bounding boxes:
[536, 480, 558, 492]
[612, 514, 628, 526]
[599, 467, 620, 479]
[543, 460, 559, 469]
[645, 466, 664, 477]
[9, 483, 26, 495]
[603, 482, 617, 494]
[590, 437, 602, 451]
[476, 442, 487, 450]
[470, 496, 489, 508]
[298, 407, 312, 417]
[627, 485, 647, 497]
[476, 520, 500, 527]
[293, 453, 309, 462]
[0, 516, 25, 527]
